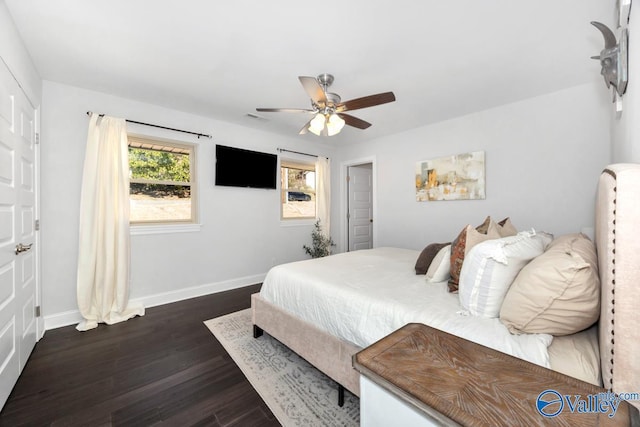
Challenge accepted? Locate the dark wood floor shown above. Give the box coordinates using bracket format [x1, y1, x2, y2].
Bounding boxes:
[0, 284, 279, 427]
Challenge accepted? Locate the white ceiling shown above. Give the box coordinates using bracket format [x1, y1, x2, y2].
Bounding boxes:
[5, 0, 614, 144]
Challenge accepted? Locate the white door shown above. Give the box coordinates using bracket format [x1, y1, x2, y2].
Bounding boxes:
[348, 164, 373, 251]
[0, 61, 39, 408]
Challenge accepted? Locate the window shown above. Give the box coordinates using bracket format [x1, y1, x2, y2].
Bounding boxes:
[128, 135, 196, 224]
[281, 160, 315, 220]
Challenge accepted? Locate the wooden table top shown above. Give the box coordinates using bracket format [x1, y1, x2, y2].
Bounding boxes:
[353, 323, 634, 427]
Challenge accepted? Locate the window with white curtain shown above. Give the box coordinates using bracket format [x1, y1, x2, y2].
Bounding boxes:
[128, 135, 197, 224]
[281, 160, 316, 220]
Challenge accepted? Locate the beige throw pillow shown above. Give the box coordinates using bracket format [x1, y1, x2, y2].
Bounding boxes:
[464, 221, 502, 255]
[497, 217, 518, 237]
[499, 233, 600, 336]
[426, 245, 451, 282]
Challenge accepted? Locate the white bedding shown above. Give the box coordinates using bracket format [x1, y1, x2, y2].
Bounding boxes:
[260, 247, 554, 368]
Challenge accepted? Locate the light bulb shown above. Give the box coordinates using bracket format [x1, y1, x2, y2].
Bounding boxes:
[327, 113, 345, 136]
[309, 113, 326, 136]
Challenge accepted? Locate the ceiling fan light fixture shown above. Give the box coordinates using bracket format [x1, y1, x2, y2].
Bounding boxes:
[256, 73, 395, 136]
[309, 113, 326, 136]
[326, 113, 345, 136]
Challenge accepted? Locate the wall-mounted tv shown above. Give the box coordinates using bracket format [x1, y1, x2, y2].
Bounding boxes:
[215, 144, 277, 189]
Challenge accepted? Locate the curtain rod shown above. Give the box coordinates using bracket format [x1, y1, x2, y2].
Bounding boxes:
[86, 111, 212, 139]
[277, 148, 328, 160]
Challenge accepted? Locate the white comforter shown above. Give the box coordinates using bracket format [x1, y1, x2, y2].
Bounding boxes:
[260, 247, 553, 368]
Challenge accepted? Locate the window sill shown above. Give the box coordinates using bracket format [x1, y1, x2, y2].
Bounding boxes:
[280, 218, 316, 227]
[131, 223, 202, 235]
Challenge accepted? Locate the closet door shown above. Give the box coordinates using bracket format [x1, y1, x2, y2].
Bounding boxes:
[348, 164, 373, 251]
[0, 60, 38, 409]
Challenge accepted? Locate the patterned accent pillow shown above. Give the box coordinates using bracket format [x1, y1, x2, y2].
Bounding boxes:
[447, 216, 496, 293]
[448, 227, 469, 292]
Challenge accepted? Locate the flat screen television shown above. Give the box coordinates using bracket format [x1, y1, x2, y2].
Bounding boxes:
[215, 144, 277, 189]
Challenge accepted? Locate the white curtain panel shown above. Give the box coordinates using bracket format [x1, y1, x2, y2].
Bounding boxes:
[76, 114, 144, 331]
[316, 156, 331, 237]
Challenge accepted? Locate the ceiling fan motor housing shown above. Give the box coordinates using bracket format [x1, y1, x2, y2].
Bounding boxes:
[316, 74, 340, 110]
[317, 73, 334, 89]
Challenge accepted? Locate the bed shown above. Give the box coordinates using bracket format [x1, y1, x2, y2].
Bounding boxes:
[251, 163, 640, 412]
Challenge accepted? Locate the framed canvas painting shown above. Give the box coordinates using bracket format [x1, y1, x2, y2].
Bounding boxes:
[416, 151, 485, 201]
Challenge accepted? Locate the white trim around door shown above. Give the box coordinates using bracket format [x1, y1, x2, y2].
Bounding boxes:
[340, 156, 377, 252]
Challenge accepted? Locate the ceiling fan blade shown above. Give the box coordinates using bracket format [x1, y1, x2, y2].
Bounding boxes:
[256, 108, 314, 113]
[337, 91, 396, 112]
[339, 113, 372, 130]
[299, 76, 327, 105]
[299, 118, 313, 135]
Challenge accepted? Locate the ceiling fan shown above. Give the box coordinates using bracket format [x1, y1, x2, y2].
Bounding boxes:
[256, 73, 396, 136]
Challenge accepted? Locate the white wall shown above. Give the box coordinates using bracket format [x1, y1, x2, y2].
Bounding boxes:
[41, 80, 334, 326]
[33, 24, 616, 327]
[0, 1, 41, 105]
[611, 4, 640, 162]
[334, 83, 610, 251]
[38, 79, 613, 326]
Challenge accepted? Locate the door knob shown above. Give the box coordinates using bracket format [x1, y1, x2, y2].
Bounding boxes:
[15, 243, 33, 255]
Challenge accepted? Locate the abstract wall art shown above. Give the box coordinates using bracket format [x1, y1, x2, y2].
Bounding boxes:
[415, 151, 485, 201]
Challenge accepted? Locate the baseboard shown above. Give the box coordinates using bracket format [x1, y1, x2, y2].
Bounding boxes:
[43, 273, 266, 331]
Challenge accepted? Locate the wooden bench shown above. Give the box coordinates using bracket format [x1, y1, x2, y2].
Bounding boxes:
[354, 323, 636, 426]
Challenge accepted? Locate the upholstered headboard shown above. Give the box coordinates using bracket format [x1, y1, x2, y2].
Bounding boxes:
[596, 164, 640, 410]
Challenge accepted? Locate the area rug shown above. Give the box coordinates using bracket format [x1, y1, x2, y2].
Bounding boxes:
[204, 309, 360, 426]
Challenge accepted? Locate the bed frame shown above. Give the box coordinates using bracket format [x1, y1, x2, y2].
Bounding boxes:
[252, 163, 640, 411]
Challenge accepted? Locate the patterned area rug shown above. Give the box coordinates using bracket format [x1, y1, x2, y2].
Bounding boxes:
[204, 309, 360, 426]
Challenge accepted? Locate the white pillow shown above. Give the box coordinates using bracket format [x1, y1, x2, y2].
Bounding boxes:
[426, 245, 451, 282]
[458, 230, 553, 318]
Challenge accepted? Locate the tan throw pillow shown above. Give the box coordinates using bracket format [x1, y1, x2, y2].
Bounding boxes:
[499, 233, 600, 336]
[448, 217, 499, 293]
[464, 221, 501, 255]
[415, 242, 449, 275]
[475, 216, 491, 234]
[497, 217, 517, 237]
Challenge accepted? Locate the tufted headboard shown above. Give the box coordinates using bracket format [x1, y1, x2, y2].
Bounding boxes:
[596, 164, 640, 410]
